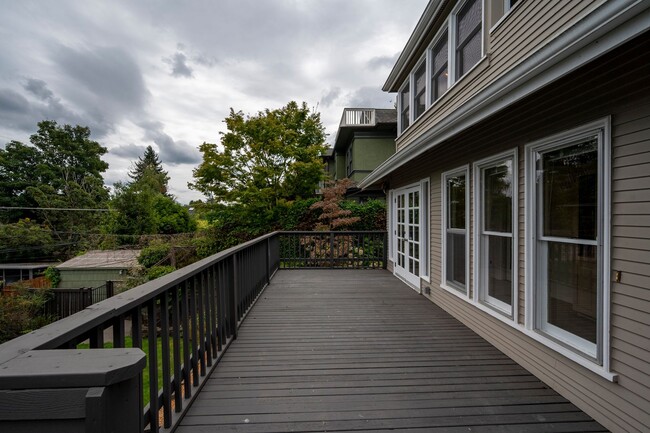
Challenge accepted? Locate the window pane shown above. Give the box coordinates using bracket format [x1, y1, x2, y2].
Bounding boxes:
[547, 242, 597, 344]
[415, 63, 426, 94]
[484, 160, 513, 233]
[435, 72, 448, 100]
[486, 235, 512, 306]
[446, 232, 466, 290]
[457, 0, 481, 44]
[447, 174, 466, 229]
[400, 84, 410, 130]
[540, 138, 598, 240]
[433, 34, 448, 73]
[432, 33, 448, 101]
[459, 30, 482, 77]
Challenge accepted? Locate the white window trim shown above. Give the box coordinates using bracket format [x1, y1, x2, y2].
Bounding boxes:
[441, 165, 470, 298]
[473, 149, 518, 322]
[388, 190, 394, 261]
[524, 117, 612, 374]
[420, 177, 431, 282]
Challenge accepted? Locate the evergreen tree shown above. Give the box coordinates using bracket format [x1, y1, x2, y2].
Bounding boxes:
[128, 146, 170, 194]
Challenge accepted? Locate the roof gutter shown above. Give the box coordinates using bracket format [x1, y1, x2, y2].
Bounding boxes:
[362, 0, 650, 189]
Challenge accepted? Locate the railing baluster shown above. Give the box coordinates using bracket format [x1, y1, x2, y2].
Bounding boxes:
[112, 315, 125, 348]
[197, 273, 206, 377]
[147, 300, 159, 432]
[181, 280, 191, 399]
[171, 285, 183, 412]
[208, 266, 218, 359]
[159, 291, 172, 428]
[189, 277, 199, 386]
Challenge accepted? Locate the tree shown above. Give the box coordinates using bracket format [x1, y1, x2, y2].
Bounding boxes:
[128, 145, 169, 194]
[0, 219, 55, 262]
[0, 121, 110, 257]
[190, 101, 327, 227]
[310, 179, 360, 230]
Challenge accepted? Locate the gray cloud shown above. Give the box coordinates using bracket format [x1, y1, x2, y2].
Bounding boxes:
[320, 87, 341, 108]
[167, 52, 193, 78]
[347, 86, 395, 108]
[111, 143, 147, 159]
[139, 120, 201, 165]
[367, 53, 400, 70]
[23, 79, 54, 101]
[54, 45, 148, 116]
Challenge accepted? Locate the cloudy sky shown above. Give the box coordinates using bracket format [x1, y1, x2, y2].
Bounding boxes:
[0, 0, 427, 203]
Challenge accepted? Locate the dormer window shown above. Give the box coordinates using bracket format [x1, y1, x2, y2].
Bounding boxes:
[455, 0, 483, 80]
[413, 62, 427, 119]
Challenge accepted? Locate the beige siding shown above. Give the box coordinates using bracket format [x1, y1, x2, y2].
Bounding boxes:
[387, 34, 650, 432]
[397, 0, 605, 151]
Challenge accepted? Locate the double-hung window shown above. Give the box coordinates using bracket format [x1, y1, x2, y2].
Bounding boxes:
[475, 151, 517, 317]
[400, 83, 410, 131]
[526, 119, 610, 365]
[442, 167, 469, 294]
[430, 31, 448, 103]
[413, 62, 427, 119]
[455, 0, 483, 80]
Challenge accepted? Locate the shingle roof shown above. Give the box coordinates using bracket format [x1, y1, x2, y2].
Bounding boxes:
[57, 250, 141, 269]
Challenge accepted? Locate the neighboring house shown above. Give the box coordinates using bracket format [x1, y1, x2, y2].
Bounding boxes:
[56, 250, 140, 289]
[0, 263, 57, 286]
[323, 108, 396, 200]
[359, 1, 650, 432]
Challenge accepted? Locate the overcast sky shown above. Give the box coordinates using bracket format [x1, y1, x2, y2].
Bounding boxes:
[0, 0, 428, 203]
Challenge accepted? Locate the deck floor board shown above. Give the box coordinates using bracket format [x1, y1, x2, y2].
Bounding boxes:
[178, 270, 607, 432]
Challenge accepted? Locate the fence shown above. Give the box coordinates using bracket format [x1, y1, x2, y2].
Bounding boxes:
[0, 231, 384, 433]
[41, 282, 116, 319]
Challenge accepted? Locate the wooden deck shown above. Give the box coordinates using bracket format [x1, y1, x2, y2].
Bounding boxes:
[178, 270, 607, 433]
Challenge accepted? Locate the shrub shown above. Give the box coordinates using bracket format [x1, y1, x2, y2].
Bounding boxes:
[146, 265, 176, 280]
[44, 266, 61, 288]
[341, 199, 387, 231]
[138, 244, 171, 268]
[0, 287, 54, 343]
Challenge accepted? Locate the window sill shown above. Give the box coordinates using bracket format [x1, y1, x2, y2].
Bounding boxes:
[439, 283, 470, 301]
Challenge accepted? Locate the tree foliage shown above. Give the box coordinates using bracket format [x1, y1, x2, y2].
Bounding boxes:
[190, 101, 327, 220]
[0, 219, 55, 262]
[0, 121, 109, 256]
[310, 179, 360, 230]
[128, 145, 169, 195]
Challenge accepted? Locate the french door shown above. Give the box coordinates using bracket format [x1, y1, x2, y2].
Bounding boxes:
[394, 185, 421, 289]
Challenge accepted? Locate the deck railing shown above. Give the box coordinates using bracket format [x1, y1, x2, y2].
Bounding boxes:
[0, 231, 384, 433]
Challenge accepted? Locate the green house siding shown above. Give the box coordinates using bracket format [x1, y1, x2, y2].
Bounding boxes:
[348, 136, 395, 182]
[335, 154, 346, 180]
[58, 268, 126, 289]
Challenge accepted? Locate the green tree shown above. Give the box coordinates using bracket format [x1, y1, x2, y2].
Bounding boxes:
[0, 219, 55, 262]
[190, 101, 327, 227]
[0, 121, 109, 256]
[128, 145, 170, 194]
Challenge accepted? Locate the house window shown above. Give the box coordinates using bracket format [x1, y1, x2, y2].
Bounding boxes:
[431, 31, 449, 103]
[413, 61, 427, 119]
[527, 120, 609, 363]
[455, 0, 482, 80]
[476, 151, 516, 316]
[400, 83, 410, 131]
[442, 167, 469, 294]
[346, 146, 353, 177]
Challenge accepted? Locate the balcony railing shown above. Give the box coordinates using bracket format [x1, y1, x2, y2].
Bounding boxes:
[0, 231, 386, 433]
[342, 108, 375, 126]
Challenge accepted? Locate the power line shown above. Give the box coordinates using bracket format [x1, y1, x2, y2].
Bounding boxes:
[0, 206, 112, 212]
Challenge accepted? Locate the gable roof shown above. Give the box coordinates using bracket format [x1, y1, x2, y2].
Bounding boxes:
[57, 250, 141, 270]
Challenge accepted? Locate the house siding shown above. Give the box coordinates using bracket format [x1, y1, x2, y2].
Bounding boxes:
[397, 0, 606, 151]
[386, 32, 650, 432]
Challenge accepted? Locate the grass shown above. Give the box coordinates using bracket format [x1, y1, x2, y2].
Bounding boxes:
[78, 335, 182, 406]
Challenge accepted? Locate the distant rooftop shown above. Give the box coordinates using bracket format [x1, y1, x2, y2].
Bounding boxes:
[0, 263, 59, 270]
[57, 250, 141, 270]
[334, 108, 397, 151]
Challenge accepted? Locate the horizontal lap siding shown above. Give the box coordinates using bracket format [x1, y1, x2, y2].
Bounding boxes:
[388, 32, 650, 432]
[397, 0, 604, 151]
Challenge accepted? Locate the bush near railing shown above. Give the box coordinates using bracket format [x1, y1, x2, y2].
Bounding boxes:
[278, 231, 386, 269]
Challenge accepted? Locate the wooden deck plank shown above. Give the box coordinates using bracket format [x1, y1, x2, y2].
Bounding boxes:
[179, 270, 607, 432]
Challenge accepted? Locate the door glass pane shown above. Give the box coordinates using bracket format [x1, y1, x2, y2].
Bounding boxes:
[446, 232, 466, 290]
[447, 174, 466, 229]
[484, 160, 512, 233]
[547, 242, 597, 343]
[540, 138, 598, 240]
[486, 235, 512, 306]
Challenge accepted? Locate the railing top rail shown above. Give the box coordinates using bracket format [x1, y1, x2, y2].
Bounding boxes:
[0, 231, 281, 364]
[279, 231, 386, 235]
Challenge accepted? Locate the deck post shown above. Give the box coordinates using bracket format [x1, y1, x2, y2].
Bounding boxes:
[382, 232, 388, 269]
[0, 348, 145, 433]
[266, 238, 271, 284]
